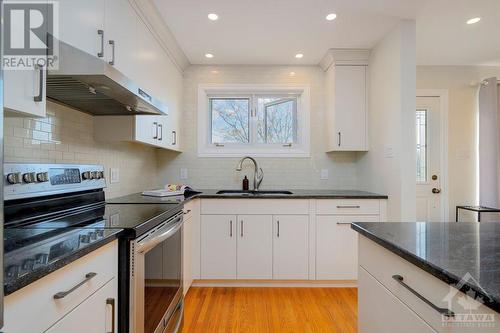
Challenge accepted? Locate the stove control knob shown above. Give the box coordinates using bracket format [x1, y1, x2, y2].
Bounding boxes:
[91, 171, 99, 180]
[96, 171, 104, 179]
[79, 234, 90, 243]
[36, 172, 49, 182]
[22, 259, 35, 271]
[22, 172, 37, 183]
[88, 231, 97, 241]
[5, 265, 19, 279]
[96, 230, 104, 237]
[6, 172, 22, 184]
[82, 171, 92, 180]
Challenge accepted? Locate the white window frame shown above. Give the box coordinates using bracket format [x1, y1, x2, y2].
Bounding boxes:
[198, 84, 311, 157]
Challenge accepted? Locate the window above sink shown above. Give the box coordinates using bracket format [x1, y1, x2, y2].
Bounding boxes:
[198, 84, 311, 157]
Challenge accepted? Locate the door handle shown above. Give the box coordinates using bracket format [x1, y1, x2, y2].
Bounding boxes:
[338, 132, 341, 147]
[108, 40, 115, 65]
[277, 220, 280, 238]
[432, 188, 441, 194]
[34, 65, 44, 102]
[229, 220, 233, 237]
[106, 298, 115, 333]
[336, 222, 352, 225]
[53, 272, 97, 299]
[158, 124, 163, 141]
[97, 30, 104, 57]
[153, 122, 158, 139]
[240, 220, 244, 237]
[172, 131, 177, 145]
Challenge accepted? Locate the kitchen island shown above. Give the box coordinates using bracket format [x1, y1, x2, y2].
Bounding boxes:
[352, 222, 499, 333]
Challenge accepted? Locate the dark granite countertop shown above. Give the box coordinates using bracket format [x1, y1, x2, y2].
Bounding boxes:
[4, 226, 122, 296]
[351, 222, 500, 313]
[107, 189, 387, 204]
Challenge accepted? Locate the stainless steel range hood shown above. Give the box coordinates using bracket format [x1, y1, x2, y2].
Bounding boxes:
[47, 40, 168, 116]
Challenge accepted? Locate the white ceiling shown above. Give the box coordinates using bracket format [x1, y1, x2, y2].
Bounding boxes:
[153, 0, 500, 66]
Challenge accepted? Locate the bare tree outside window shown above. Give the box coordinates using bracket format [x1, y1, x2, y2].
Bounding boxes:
[257, 97, 296, 144]
[210, 98, 250, 143]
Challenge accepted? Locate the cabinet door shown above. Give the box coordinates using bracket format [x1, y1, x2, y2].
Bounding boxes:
[201, 215, 237, 279]
[236, 215, 272, 279]
[134, 115, 159, 146]
[183, 216, 193, 295]
[358, 267, 437, 333]
[273, 215, 309, 279]
[104, 0, 137, 74]
[58, 0, 105, 57]
[316, 215, 379, 280]
[155, 115, 173, 148]
[46, 278, 117, 333]
[334, 65, 367, 151]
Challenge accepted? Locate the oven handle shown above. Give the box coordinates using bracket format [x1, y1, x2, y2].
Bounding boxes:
[136, 215, 183, 253]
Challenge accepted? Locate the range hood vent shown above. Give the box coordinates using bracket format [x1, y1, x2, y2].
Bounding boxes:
[47, 40, 168, 116]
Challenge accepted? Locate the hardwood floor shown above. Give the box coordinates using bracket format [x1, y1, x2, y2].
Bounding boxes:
[183, 287, 357, 332]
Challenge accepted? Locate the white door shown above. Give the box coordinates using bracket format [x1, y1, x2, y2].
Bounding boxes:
[236, 215, 272, 279]
[135, 116, 159, 146]
[58, 0, 105, 57]
[273, 215, 309, 279]
[182, 216, 193, 295]
[334, 65, 367, 150]
[104, 0, 137, 74]
[200, 215, 237, 279]
[416, 96, 442, 222]
[45, 279, 117, 333]
[316, 215, 379, 280]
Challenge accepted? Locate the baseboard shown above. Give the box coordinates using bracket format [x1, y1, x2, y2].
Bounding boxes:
[191, 279, 358, 288]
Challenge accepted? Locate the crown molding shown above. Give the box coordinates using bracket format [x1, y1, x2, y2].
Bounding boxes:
[129, 0, 190, 72]
[319, 49, 370, 71]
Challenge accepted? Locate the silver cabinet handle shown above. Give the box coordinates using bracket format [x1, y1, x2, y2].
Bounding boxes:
[108, 40, 115, 65]
[277, 220, 280, 238]
[230, 220, 233, 237]
[153, 122, 158, 139]
[97, 30, 104, 57]
[336, 205, 360, 209]
[336, 222, 352, 225]
[392, 275, 454, 317]
[172, 131, 177, 145]
[158, 124, 163, 141]
[338, 132, 341, 147]
[240, 220, 244, 237]
[34, 65, 44, 102]
[53, 272, 97, 299]
[106, 298, 115, 333]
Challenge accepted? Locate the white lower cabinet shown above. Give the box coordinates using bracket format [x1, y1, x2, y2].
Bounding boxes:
[316, 215, 379, 280]
[201, 215, 237, 279]
[273, 215, 309, 280]
[358, 267, 437, 333]
[45, 278, 117, 333]
[237, 215, 273, 279]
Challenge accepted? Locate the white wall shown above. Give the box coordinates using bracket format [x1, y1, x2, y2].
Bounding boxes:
[417, 65, 500, 220]
[4, 102, 159, 198]
[357, 20, 417, 221]
[157, 65, 359, 189]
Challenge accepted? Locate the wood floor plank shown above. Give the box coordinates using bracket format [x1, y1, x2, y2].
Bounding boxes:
[183, 287, 357, 333]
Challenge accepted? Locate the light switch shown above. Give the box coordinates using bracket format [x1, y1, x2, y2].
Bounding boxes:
[180, 168, 188, 180]
[320, 169, 329, 180]
[110, 168, 120, 183]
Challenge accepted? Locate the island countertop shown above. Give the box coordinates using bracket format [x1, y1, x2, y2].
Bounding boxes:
[351, 222, 500, 313]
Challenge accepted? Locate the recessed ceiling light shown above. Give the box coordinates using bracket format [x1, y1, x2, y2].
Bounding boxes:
[466, 17, 481, 25]
[326, 13, 337, 21]
[295, 53, 304, 59]
[208, 13, 219, 21]
[205, 53, 214, 58]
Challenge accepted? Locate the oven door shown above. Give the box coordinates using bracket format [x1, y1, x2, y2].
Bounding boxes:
[130, 212, 183, 333]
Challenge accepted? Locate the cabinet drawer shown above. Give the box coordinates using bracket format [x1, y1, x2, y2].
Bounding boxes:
[201, 199, 309, 215]
[183, 200, 196, 221]
[4, 240, 118, 333]
[359, 237, 497, 333]
[316, 199, 380, 215]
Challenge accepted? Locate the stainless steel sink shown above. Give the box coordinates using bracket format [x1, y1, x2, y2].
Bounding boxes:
[216, 190, 293, 195]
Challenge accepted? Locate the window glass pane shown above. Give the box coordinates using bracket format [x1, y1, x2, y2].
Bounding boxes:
[210, 98, 250, 144]
[256, 97, 297, 144]
[416, 110, 427, 182]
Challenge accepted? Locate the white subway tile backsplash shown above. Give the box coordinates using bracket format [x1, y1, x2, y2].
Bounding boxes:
[4, 101, 159, 198]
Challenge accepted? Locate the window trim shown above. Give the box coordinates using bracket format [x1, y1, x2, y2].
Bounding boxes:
[198, 84, 311, 157]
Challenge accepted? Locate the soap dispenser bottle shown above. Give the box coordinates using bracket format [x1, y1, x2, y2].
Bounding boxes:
[242, 176, 249, 191]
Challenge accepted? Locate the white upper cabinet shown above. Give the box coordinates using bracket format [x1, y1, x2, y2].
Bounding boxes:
[324, 49, 369, 152]
[58, 0, 105, 58]
[104, 0, 137, 74]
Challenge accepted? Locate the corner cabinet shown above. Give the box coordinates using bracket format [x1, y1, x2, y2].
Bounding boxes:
[323, 49, 369, 152]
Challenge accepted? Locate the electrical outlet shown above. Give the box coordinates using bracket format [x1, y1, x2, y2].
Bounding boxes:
[110, 168, 120, 183]
[180, 168, 188, 180]
[320, 169, 329, 180]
